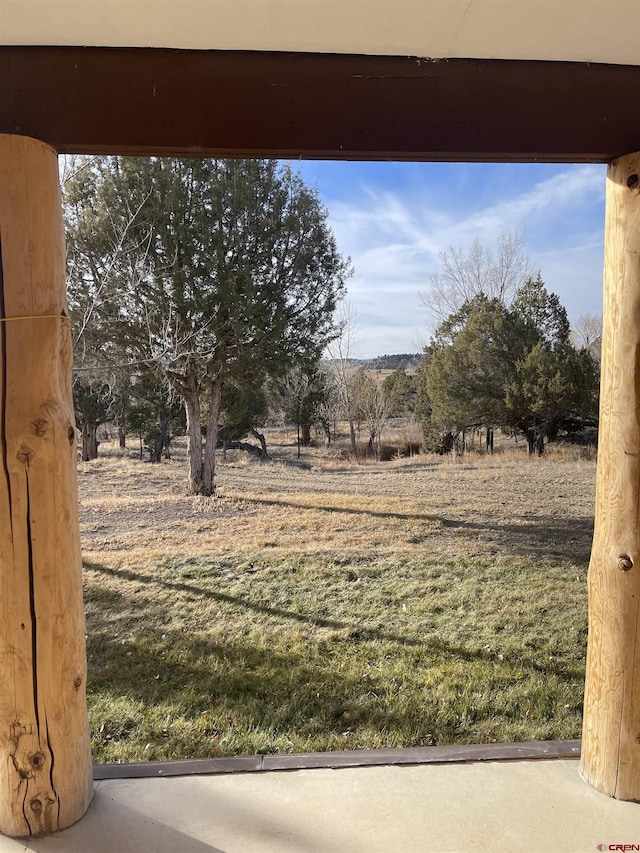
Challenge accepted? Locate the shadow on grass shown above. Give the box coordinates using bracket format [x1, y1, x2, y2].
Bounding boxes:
[86, 606, 575, 761]
[235, 496, 594, 563]
[84, 560, 580, 681]
[88, 627, 425, 734]
[85, 560, 474, 657]
[313, 461, 443, 475]
[84, 576, 452, 757]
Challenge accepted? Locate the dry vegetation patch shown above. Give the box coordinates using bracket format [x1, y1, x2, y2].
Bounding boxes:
[80, 440, 595, 763]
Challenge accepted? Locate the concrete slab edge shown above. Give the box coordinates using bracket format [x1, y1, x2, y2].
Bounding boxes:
[92, 739, 582, 780]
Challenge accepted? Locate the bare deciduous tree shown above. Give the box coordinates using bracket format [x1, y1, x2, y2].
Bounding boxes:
[326, 301, 361, 457]
[572, 313, 602, 361]
[350, 367, 389, 461]
[420, 231, 534, 324]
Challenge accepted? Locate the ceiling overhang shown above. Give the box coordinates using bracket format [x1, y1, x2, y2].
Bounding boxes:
[2, 0, 639, 67]
[1, 47, 639, 162]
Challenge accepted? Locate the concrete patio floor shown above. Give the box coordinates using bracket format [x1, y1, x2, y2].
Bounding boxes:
[1, 756, 639, 853]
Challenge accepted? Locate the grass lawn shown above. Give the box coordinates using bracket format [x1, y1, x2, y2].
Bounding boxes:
[80, 436, 594, 763]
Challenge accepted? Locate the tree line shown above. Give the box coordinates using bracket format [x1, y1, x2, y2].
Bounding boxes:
[385, 235, 600, 455]
[64, 157, 600, 494]
[420, 276, 598, 455]
[264, 236, 601, 460]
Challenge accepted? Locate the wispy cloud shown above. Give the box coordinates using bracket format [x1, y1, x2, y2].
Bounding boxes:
[310, 163, 606, 356]
[459, 166, 604, 243]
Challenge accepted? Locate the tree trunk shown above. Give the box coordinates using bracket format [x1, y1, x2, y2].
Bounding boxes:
[81, 420, 98, 461]
[349, 419, 357, 458]
[117, 375, 130, 449]
[582, 152, 640, 800]
[182, 374, 203, 494]
[226, 439, 271, 459]
[486, 428, 494, 453]
[201, 378, 222, 496]
[525, 428, 536, 456]
[320, 418, 331, 444]
[301, 423, 311, 446]
[442, 431, 454, 454]
[250, 426, 270, 459]
[0, 134, 93, 835]
[149, 412, 171, 463]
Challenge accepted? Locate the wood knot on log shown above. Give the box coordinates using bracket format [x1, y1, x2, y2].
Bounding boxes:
[67, 426, 76, 445]
[30, 417, 48, 437]
[627, 173, 640, 190]
[73, 676, 82, 690]
[30, 795, 54, 814]
[618, 556, 634, 572]
[30, 752, 45, 769]
[16, 445, 34, 465]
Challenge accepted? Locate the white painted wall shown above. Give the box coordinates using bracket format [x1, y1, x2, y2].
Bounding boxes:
[0, 0, 637, 67]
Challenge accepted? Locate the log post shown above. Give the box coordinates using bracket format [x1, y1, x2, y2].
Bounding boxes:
[0, 135, 93, 835]
[581, 152, 640, 801]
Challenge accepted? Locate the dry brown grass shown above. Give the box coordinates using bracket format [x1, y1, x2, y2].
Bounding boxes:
[80, 436, 595, 567]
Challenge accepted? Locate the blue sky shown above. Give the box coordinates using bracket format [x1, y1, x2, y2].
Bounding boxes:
[294, 161, 607, 359]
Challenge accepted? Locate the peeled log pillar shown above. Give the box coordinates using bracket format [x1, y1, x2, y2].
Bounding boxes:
[0, 135, 92, 835]
[582, 152, 640, 801]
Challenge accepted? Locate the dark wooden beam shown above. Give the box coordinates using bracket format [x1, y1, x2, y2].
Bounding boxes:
[1, 47, 640, 162]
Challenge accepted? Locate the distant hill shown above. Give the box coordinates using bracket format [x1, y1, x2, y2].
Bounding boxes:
[322, 354, 422, 373]
[366, 353, 421, 371]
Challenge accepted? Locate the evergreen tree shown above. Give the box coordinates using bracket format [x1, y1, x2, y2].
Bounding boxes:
[218, 382, 270, 459]
[73, 379, 116, 461]
[381, 366, 417, 417]
[126, 372, 183, 462]
[512, 272, 571, 351]
[64, 157, 349, 494]
[426, 296, 527, 435]
[419, 278, 599, 455]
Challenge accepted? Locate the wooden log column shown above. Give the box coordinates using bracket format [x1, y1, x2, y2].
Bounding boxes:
[0, 135, 92, 835]
[582, 151, 640, 801]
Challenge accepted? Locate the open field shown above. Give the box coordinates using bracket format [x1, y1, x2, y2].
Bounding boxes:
[79, 436, 596, 763]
